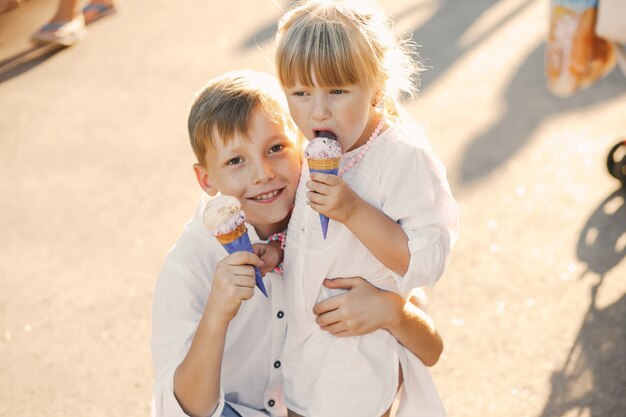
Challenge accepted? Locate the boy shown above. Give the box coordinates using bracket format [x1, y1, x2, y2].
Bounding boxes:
[151, 70, 443, 417]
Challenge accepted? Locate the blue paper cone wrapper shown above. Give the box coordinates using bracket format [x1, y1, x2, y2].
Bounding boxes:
[222, 232, 268, 297]
[309, 167, 339, 239]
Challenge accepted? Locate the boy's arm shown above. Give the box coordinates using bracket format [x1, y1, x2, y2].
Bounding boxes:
[313, 277, 443, 366]
[174, 313, 228, 417]
[307, 173, 410, 276]
[172, 251, 262, 417]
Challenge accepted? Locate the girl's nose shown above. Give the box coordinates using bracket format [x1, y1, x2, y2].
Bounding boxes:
[311, 96, 329, 121]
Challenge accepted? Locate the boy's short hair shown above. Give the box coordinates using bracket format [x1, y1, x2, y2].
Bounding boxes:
[188, 70, 299, 167]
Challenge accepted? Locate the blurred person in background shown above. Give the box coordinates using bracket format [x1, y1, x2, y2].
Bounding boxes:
[31, 0, 116, 46]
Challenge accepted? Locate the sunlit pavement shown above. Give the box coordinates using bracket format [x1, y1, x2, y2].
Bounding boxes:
[1, 1, 625, 416]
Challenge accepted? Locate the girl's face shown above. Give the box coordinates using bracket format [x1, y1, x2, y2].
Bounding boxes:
[284, 73, 381, 152]
[195, 109, 302, 239]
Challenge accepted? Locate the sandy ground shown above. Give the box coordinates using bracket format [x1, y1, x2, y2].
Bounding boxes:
[1, 0, 625, 416]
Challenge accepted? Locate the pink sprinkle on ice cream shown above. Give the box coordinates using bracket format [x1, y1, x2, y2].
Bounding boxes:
[304, 137, 343, 159]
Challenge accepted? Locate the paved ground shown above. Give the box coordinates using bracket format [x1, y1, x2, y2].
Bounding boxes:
[1, 1, 625, 416]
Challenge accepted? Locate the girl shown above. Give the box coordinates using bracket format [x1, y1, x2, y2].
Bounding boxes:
[275, 1, 459, 416]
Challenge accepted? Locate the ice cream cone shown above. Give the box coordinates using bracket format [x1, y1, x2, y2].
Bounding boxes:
[204, 195, 268, 297]
[307, 160, 340, 239]
[305, 136, 343, 239]
[307, 157, 341, 171]
[215, 223, 247, 245]
[317, 213, 330, 239]
[220, 228, 267, 297]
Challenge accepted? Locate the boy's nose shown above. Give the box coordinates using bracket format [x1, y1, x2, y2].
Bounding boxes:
[252, 159, 275, 184]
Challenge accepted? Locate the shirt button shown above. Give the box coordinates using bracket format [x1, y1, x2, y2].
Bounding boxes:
[274, 360, 281, 368]
[268, 399, 275, 407]
[277, 311, 284, 319]
[301, 227, 305, 232]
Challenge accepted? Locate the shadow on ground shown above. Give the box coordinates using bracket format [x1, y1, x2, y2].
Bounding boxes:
[0, 44, 66, 84]
[406, 0, 528, 90]
[539, 189, 626, 417]
[400, 0, 626, 185]
[458, 46, 626, 185]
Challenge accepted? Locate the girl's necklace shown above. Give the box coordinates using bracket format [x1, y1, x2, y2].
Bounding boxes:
[338, 116, 385, 178]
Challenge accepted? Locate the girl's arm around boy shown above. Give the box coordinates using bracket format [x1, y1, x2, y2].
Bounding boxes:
[314, 277, 443, 366]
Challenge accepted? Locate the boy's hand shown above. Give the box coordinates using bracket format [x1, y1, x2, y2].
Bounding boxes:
[306, 173, 363, 223]
[206, 251, 262, 324]
[252, 242, 284, 276]
[312, 277, 402, 337]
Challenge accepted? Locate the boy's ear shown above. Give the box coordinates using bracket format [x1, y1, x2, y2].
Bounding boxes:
[193, 163, 219, 196]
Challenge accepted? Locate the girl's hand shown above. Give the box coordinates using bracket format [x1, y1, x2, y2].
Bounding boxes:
[313, 278, 442, 366]
[252, 242, 283, 275]
[312, 277, 403, 337]
[306, 172, 363, 223]
[206, 252, 262, 324]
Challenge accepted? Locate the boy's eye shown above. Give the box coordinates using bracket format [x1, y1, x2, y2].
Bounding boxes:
[293, 91, 305, 97]
[269, 144, 285, 154]
[226, 157, 243, 165]
[330, 89, 344, 95]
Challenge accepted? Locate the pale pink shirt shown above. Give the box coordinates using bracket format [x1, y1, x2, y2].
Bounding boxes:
[283, 121, 459, 417]
[151, 195, 287, 417]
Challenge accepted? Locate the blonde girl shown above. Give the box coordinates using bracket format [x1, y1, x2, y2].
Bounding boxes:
[275, 1, 459, 416]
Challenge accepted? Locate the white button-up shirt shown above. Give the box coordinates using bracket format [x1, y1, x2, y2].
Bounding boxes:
[282, 122, 459, 417]
[151, 195, 287, 417]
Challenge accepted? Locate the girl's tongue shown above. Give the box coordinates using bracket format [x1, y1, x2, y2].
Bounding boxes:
[315, 130, 336, 140]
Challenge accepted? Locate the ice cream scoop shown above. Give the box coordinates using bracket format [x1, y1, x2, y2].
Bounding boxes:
[204, 195, 268, 297]
[304, 134, 342, 160]
[204, 195, 244, 236]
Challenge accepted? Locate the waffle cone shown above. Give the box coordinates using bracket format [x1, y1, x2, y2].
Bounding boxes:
[307, 157, 340, 171]
[216, 223, 247, 244]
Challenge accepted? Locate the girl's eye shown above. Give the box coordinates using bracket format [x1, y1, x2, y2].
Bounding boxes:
[293, 91, 305, 97]
[330, 89, 344, 95]
[226, 157, 243, 165]
[269, 144, 285, 154]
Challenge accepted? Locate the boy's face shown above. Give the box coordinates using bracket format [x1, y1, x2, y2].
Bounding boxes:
[195, 109, 302, 235]
[284, 73, 380, 152]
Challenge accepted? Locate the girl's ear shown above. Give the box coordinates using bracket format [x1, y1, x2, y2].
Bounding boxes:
[371, 89, 384, 107]
[193, 163, 219, 196]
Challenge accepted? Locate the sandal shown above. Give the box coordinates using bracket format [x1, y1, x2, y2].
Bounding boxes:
[83, 2, 117, 25]
[31, 14, 86, 46]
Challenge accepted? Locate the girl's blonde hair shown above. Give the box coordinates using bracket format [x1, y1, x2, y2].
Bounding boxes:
[275, 0, 420, 117]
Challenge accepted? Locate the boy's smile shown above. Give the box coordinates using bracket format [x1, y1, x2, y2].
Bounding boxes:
[250, 188, 284, 202]
[195, 108, 302, 238]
